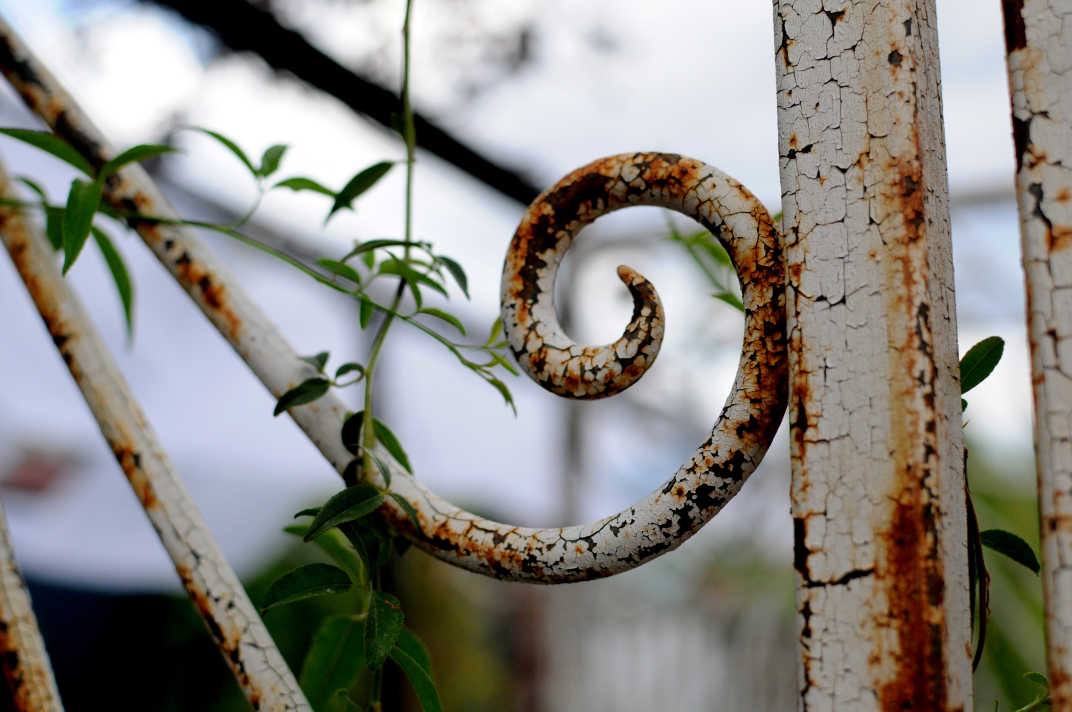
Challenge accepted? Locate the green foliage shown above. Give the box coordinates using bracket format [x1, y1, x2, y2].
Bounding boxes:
[981, 529, 1040, 575]
[665, 219, 743, 312]
[260, 563, 354, 613]
[962, 336, 1005, 402]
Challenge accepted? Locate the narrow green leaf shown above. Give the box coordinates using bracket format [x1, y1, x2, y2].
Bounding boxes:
[273, 377, 331, 416]
[981, 528, 1040, 574]
[1024, 671, 1049, 687]
[348, 238, 425, 255]
[389, 493, 421, 531]
[365, 592, 404, 669]
[961, 398, 968, 412]
[418, 308, 466, 336]
[697, 237, 733, 268]
[100, 144, 176, 179]
[372, 454, 393, 489]
[187, 126, 257, 176]
[395, 629, 432, 674]
[317, 258, 362, 285]
[487, 377, 517, 415]
[390, 645, 443, 712]
[0, 128, 93, 176]
[361, 251, 376, 270]
[437, 255, 469, 299]
[299, 351, 330, 373]
[61, 178, 101, 274]
[91, 226, 134, 337]
[327, 161, 393, 221]
[485, 316, 503, 347]
[15, 176, 47, 201]
[335, 362, 365, 379]
[44, 207, 64, 251]
[488, 350, 520, 377]
[258, 144, 288, 178]
[299, 615, 366, 711]
[284, 524, 366, 586]
[341, 411, 365, 455]
[713, 291, 745, 313]
[359, 296, 375, 329]
[960, 336, 1004, 394]
[372, 418, 411, 473]
[304, 485, 385, 541]
[273, 176, 336, 196]
[293, 508, 320, 518]
[260, 563, 352, 612]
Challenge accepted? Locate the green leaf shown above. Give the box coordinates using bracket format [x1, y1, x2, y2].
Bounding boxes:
[395, 629, 432, 674]
[348, 238, 425, 255]
[327, 161, 393, 221]
[960, 336, 1004, 395]
[418, 308, 466, 336]
[299, 351, 330, 373]
[487, 376, 517, 415]
[44, 207, 64, 251]
[260, 563, 352, 612]
[273, 176, 336, 197]
[379, 258, 448, 307]
[304, 485, 385, 541]
[981, 528, 1040, 574]
[713, 291, 745, 313]
[365, 592, 404, 669]
[371, 454, 393, 489]
[343, 521, 393, 572]
[0, 128, 93, 176]
[299, 615, 366, 711]
[1024, 671, 1049, 687]
[485, 316, 503, 347]
[91, 226, 134, 338]
[487, 350, 520, 377]
[100, 144, 176, 179]
[389, 492, 421, 531]
[341, 411, 365, 455]
[62, 178, 102, 274]
[335, 362, 365, 379]
[258, 144, 288, 178]
[284, 524, 366, 586]
[273, 377, 331, 416]
[361, 251, 376, 270]
[293, 508, 320, 518]
[359, 296, 375, 329]
[317, 258, 362, 285]
[372, 418, 411, 473]
[437, 255, 469, 299]
[187, 126, 258, 176]
[390, 645, 442, 712]
[961, 398, 968, 412]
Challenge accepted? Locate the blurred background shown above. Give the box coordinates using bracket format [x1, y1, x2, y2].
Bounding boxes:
[0, 0, 1045, 709]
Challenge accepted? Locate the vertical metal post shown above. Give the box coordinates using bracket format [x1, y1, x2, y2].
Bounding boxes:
[1002, 2, 1072, 707]
[772, 1, 971, 707]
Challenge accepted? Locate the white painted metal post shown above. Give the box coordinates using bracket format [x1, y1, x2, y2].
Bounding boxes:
[1002, 1, 1072, 707]
[772, 0, 971, 707]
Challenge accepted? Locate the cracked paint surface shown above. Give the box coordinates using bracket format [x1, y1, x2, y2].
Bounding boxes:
[0, 163, 309, 711]
[774, 1, 969, 709]
[1003, 1, 1072, 705]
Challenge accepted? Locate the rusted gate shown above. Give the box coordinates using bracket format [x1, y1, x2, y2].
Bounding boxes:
[0, 1, 1067, 710]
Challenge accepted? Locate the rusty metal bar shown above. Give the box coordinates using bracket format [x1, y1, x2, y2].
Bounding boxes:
[0, 18, 789, 582]
[773, 0, 970, 708]
[0, 164, 310, 711]
[1002, 2, 1072, 707]
[0, 498, 63, 712]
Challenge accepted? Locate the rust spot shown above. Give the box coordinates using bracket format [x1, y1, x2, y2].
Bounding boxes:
[1056, 187, 1070, 203]
[1002, 0, 1027, 52]
[789, 133, 799, 149]
[1050, 225, 1072, 252]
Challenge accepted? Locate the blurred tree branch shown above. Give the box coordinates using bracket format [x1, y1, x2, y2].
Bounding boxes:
[140, 0, 542, 206]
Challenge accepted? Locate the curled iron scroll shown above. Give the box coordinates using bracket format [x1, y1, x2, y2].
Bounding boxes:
[383, 152, 787, 583]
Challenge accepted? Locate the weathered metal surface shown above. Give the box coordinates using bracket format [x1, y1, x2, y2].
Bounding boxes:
[773, 0, 970, 708]
[0, 19, 790, 583]
[0, 165, 310, 711]
[1002, 2, 1072, 706]
[0, 499, 63, 712]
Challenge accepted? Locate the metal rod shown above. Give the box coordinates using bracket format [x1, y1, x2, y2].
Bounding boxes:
[0, 498, 63, 712]
[773, 0, 970, 707]
[0, 163, 311, 712]
[1002, 1, 1072, 707]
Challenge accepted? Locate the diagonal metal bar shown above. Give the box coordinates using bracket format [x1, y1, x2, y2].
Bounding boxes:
[0, 164, 310, 712]
[1001, 2, 1072, 707]
[0, 16, 788, 583]
[773, 0, 970, 707]
[0, 498, 63, 712]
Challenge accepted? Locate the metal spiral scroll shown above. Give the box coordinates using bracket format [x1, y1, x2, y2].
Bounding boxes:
[384, 152, 787, 583]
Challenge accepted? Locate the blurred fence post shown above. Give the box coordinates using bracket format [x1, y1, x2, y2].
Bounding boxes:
[1002, 2, 1072, 707]
[772, 1, 971, 707]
